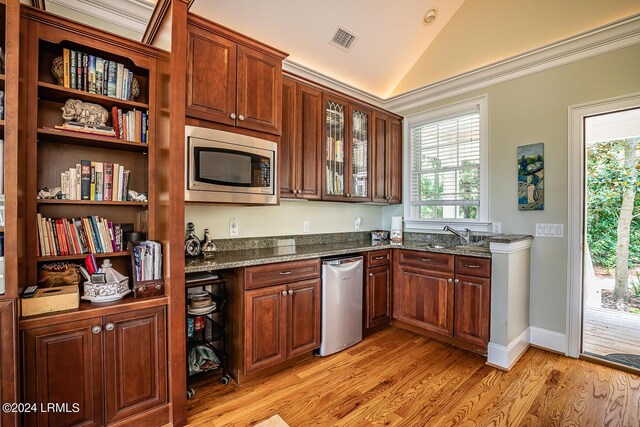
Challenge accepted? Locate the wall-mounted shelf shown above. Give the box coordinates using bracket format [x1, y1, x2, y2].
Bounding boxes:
[37, 250, 131, 262]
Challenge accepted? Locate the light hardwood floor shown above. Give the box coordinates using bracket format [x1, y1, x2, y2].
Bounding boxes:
[186, 327, 640, 426]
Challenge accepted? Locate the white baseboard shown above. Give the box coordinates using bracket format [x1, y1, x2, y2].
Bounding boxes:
[529, 326, 567, 354]
[487, 327, 530, 371]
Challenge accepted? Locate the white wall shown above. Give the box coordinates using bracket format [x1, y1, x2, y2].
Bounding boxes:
[186, 201, 384, 239]
[386, 43, 640, 335]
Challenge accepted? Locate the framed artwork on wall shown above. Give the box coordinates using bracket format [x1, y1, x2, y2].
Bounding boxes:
[518, 142, 544, 211]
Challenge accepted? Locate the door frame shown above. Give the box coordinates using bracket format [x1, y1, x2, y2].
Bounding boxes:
[566, 92, 640, 358]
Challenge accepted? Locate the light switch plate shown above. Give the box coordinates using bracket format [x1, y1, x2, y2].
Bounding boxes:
[303, 220, 310, 233]
[535, 223, 564, 238]
[492, 222, 502, 233]
[354, 217, 361, 230]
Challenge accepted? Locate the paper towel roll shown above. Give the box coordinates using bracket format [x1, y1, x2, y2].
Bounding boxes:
[390, 216, 403, 231]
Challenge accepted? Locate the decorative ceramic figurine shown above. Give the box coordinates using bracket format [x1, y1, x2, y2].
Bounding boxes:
[82, 259, 130, 303]
[37, 187, 63, 199]
[61, 99, 109, 126]
[127, 190, 148, 202]
[200, 229, 218, 258]
[185, 222, 202, 257]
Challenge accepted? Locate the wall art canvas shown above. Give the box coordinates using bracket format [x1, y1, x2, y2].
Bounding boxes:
[518, 142, 544, 211]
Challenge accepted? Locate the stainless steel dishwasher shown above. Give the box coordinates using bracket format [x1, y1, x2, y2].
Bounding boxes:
[319, 256, 363, 356]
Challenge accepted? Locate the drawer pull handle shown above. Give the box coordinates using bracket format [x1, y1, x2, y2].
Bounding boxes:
[279, 271, 293, 275]
[465, 264, 481, 268]
[373, 256, 385, 260]
[421, 258, 432, 262]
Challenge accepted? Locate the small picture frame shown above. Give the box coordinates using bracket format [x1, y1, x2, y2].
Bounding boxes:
[90, 273, 107, 284]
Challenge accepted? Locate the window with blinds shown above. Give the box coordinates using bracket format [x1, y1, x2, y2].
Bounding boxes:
[409, 108, 481, 221]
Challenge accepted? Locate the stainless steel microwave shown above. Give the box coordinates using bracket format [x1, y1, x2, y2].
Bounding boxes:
[185, 126, 277, 204]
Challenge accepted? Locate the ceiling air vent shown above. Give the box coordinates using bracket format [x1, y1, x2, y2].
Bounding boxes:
[329, 26, 358, 52]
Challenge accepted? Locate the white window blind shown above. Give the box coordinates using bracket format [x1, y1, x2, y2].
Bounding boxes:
[410, 109, 481, 220]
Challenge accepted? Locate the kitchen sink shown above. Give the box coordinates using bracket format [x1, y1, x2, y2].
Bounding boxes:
[455, 243, 491, 253]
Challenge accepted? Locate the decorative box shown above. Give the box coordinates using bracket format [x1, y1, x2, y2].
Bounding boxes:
[21, 285, 79, 317]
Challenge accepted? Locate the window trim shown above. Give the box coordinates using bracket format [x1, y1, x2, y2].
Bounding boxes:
[403, 95, 490, 232]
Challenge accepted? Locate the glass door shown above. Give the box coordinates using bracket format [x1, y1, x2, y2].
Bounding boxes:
[349, 105, 370, 200]
[325, 96, 346, 198]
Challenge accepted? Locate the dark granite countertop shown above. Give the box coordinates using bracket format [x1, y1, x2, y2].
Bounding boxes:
[486, 234, 534, 244]
[185, 240, 497, 273]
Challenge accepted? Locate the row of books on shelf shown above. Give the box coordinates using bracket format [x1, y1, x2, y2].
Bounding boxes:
[62, 48, 137, 101]
[36, 214, 124, 257]
[57, 161, 132, 202]
[326, 137, 345, 161]
[133, 241, 162, 282]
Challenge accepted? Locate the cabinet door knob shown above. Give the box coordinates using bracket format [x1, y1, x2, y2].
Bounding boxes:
[105, 323, 115, 331]
[447, 278, 453, 283]
[238, 115, 245, 121]
[455, 278, 460, 284]
[281, 290, 287, 295]
[92, 325, 102, 334]
[369, 273, 373, 277]
[230, 113, 237, 119]
[288, 289, 293, 295]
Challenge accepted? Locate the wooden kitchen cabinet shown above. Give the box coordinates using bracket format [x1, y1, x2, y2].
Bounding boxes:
[186, 15, 287, 136]
[244, 285, 288, 374]
[372, 113, 402, 204]
[22, 317, 104, 427]
[322, 94, 372, 202]
[280, 77, 322, 199]
[22, 306, 168, 427]
[365, 265, 392, 330]
[286, 279, 321, 358]
[454, 274, 491, 347]
[103, 307, 167, 425]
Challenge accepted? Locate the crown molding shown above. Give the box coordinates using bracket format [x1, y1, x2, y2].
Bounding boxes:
[45, 0, 154, 35]
[282, 60, 386, 109]
[384, 13, 640, 114]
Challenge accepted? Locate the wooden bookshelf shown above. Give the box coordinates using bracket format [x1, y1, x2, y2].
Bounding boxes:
[37, 127, 149, 152]
[37, 199, 148, 207]
[37, 250, 131, 262]
[38, 81, 149, 110]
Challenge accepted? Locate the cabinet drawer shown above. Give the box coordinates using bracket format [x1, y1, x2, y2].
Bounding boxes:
[244, 259, 321, 289]
[455, 256, 491, 278]
[367, 250, 390, 267]
[397, 250, 454, 273]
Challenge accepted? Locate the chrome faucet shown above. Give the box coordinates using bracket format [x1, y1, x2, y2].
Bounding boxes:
[443, 225, 472, 244]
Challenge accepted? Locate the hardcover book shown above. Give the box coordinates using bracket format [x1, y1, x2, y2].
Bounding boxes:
[107, 61, 117, 97]
[70, 50, 77, 90]
[63, 48, 70, 88]
[95, 58, 104, 95]
[88, 55, 96, 94]
[80, 160, 91, 200]
[82, 53, 89, 92]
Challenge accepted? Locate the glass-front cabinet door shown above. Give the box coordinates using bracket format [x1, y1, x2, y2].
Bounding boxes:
[323, 95, 371, 201]
[324, 95, 347, 198]
[349, 104, 371, 200]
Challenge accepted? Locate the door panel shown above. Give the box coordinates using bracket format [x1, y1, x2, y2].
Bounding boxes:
[394, 266, 454, 336]
[103, 307, 167, 424]
[387, 117, 402, 204]
[287, 279, 321, 358]
[280, 77, 296, 197]
[348, 103, 372, 201]
[0, 300, 17, 427]
[454, 274, 491, 347]
[236, 45, 282, 135]
[296, 84, 322, 200]
[372, 113, 388, 203]
[22, 318, 104, 427]
[365, 265, 391, 329]
[186, 26, 237, 125]
[244, 285, 287, 373]
[322, 94, 349, 201]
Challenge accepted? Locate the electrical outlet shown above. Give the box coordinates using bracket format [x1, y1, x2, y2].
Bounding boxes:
[354, 217, 361, 230]
[229, 217, 239, 236]
[303, 220, 310, 233]
[492, 222, 502, 233]
[535, 223, 564, 238]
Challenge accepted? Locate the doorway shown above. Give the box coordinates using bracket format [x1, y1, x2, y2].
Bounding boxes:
[582, 108, 640, 369]
[567, 93, 640, 368]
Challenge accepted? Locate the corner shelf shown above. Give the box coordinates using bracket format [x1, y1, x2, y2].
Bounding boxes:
[37, 128, 148, 153]
[37, 199, 148, 207]
[37, 250, 131, 262]
[38, 81, 149, 110]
